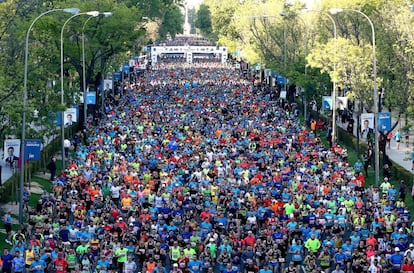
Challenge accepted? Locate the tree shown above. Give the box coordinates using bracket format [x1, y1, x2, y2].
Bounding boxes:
[0, 0, 185, 146]
[158, 5, 184, 40]
[307, 37, 378, 109]
[376, 2, 414, 117]
[195, 4, 212, 37]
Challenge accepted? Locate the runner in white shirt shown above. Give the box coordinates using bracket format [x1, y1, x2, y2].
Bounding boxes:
[123, 256, 137, 273]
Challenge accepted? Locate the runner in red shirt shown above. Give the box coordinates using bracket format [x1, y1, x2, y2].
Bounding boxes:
[54, 253, 68, 273]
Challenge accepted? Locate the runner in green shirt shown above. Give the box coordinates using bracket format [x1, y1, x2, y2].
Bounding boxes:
[76, 241, 89, 261]
[67, 249, 77, 270]
[115, 244, 128, 273]
[305, 234, 321, 253]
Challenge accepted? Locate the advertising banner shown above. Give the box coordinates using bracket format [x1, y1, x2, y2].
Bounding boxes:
[86, 92, 96, 105]
[336, 96, 348, 110]
[361, 113, 375, 139]
[378, 112, 391, 132]
[4, 139, 20, 163]
[64, 108, 78, 126]
[322, 96, 332, 111]
[24, 139, 42, 161]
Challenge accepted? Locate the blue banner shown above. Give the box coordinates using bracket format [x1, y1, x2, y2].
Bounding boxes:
[378, 112, 391, 132]
[24, 139, 42, 161]
[322, 96, 333, 111]
[123, 63, 130, 74]
[86, 92, 96, 105]
[113, 72, 121, 81]
[55, 112, 62, 126]
[277, 75, 286, 85]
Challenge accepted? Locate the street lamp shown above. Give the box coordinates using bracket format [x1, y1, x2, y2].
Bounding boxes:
[82, 12, 113, 127]
[60, 11, 99, 170]
[329, 8, 379, 186]
[20, 7, 80, 224]
[324, 13, 338, 146]
[280, 12, 309, 119]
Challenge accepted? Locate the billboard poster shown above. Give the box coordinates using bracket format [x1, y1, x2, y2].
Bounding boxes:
[361, 113, 375, 139]
[4, 139, 20, 164]
[336, 96, 348, 110]
[104, 79, 113, 91]
[64, 107, 78, 127]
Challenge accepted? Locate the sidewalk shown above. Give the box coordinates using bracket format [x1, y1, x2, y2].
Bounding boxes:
[386, 140, 412, 171]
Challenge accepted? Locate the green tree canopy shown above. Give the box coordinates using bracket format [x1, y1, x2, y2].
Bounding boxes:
[0, 0, 184, 145]
[195, 4, 212, 37]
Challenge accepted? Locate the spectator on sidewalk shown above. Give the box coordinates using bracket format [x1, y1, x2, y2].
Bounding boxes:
[46, 157, 57, 181]
[404, 127, 411, 148]
[63, 138, 71, 159]
[3, 211, 12, 245]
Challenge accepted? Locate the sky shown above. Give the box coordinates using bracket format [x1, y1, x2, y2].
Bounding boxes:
[186, 0, 203, 8]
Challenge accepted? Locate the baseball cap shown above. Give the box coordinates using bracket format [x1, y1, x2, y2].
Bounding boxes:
[395, 247, 400, 252]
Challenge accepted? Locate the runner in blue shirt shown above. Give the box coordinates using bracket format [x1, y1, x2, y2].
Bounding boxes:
[11, 251, 25, 273]
[29, 255, 46, 273]
[1, 248, 13, 273]
[188, 255, 202, 273]
[390, 247, 404, 273]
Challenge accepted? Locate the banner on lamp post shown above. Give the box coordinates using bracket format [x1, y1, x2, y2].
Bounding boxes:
[4, 139, 20, 161]
[322, 96, 332, 111]
[24, 139, 42, 161]
[378, 112, 391, 132]
[86, 92, 96, 105]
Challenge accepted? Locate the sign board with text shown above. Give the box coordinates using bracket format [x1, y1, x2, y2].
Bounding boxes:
[24, 139, 42, 161]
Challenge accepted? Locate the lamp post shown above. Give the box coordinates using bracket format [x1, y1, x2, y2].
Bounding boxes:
[82, 12, 112, 127]
[20, 7, 79, 224]
[329, 8, 379, 186]
[280, 12, 309, 119]
[61, 11, 100, 170]
[324, 13, 338, 146]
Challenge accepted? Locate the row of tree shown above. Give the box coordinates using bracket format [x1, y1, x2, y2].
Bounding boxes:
[196, 0, 414, 125]
[0, 0, 184, 145]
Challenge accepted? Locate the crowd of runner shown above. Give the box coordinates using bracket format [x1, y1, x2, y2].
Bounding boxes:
[2, 60, 414, 273]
